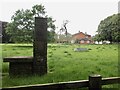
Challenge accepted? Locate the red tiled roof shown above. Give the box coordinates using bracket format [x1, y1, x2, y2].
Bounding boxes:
[72, 32, 91, 37]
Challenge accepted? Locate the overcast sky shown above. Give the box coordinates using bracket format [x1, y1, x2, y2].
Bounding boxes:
[0, 0, 118, 36]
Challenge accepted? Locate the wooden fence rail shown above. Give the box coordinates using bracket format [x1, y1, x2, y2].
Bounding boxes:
[2, 75, 120, 90]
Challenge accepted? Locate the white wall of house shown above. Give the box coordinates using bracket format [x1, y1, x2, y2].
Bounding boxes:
[87, 41, 90, 43]
[80, 40, 85, 44]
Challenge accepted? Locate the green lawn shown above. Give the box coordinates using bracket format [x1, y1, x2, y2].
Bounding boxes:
[1, 43, 119, 88]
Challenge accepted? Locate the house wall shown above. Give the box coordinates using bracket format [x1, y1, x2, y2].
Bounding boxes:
[72, 32, 86, 40]
[80, 40, 91, 44]
[72, 32, 92, 44]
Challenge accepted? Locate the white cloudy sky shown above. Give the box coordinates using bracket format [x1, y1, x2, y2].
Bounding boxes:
[0, 0, 118, 36]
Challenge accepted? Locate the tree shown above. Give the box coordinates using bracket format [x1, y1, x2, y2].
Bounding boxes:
[96, 13, 120, 43]
[1, 21, 11, 43]
[47, 16, 56, 42]
[59, 20, 69, 43]
[60, 20, 69, 36]
[6, 4, 56, 43]
[6, 9, 34, 43]
[32, 4, 46, 17]
[93, 34, 102, 43]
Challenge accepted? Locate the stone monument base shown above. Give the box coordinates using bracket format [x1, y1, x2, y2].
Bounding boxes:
[3, 17, 47, 76]
[3, 56, 33, 76]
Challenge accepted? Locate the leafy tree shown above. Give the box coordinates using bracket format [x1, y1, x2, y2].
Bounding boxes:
[6, 4, 56, 43]
[96, 13, 120, 43]
[32, 4, 46, 17]
[46, 16, 56, 42]
[6, 9, 34, 43]
[2, 22, 11, 43]
[93, 34, 102, 43]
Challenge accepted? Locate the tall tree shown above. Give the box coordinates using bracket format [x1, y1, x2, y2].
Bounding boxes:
[60, 20, 69, 36]
[93, 34, 102, 43]
[47, 16, 56, 42]
[96, 13, 120, 43]
[32, 4, 46, 17]
[58, 20, 69, 43]
[6, 4, 56, 43]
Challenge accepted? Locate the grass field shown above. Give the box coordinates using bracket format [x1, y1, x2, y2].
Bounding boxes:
[1, 43, 119, 89]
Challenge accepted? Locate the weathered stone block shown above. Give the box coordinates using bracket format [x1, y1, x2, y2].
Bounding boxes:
[3, 56, 33, 76]
[74, 48, 88, 52]
[33, 17, 47, 75]
[3, 17, 48, 76]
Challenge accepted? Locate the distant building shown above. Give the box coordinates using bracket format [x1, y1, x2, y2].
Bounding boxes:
[72, 32, 93, 44]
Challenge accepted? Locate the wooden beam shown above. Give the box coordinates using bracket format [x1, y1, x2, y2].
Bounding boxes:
[102, 77, 120, 85]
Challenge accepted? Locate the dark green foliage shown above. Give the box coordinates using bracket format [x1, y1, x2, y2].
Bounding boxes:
[5, 4, 56, 43]
[94, 13, 120, 43]
[2, 22, 11, 43]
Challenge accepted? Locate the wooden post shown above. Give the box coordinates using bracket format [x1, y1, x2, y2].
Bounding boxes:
[89, 75, 102, 90]
[33, 17, 47, 75]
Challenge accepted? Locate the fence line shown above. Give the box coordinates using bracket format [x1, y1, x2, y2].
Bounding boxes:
[2, 75, 120, 90]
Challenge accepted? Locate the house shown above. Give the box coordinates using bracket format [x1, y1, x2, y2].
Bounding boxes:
[72, 32, 93, 44]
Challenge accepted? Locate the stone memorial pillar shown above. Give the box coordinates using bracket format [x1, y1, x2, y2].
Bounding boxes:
[33, 17, 47, 75]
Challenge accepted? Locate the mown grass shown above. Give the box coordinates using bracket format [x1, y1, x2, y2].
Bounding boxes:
[1, 43, 119, 89]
